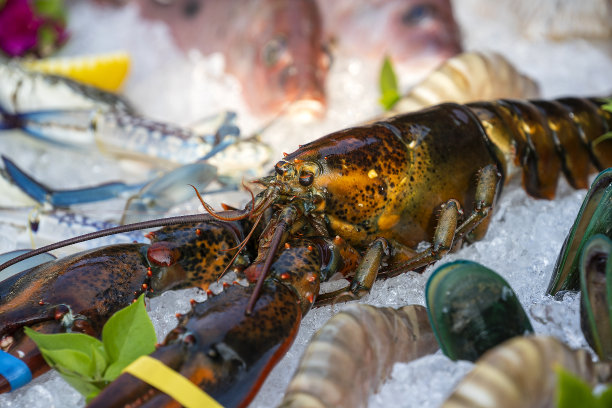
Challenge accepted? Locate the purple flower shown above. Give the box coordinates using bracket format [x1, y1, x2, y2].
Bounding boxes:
[0, 0, 68, 57]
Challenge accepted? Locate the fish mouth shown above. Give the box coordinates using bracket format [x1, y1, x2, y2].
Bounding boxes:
[286, 99, 326, 122]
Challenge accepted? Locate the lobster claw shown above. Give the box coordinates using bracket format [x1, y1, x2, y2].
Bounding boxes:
[88, 237, 325, 408]
[88, 283, 302, 408]
[547, 168, 612, 295]
[0, 249, 56, 284]
[579, 234, 612, 361]
[0, 215, 250, 393]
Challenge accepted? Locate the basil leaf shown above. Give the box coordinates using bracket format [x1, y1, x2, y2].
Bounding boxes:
[102, 294, 156, 379]
[379, 56, 400, 111]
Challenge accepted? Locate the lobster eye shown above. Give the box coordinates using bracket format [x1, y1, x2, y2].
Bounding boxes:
[275, 161, 287, 176]
[299, 171, 314, 186]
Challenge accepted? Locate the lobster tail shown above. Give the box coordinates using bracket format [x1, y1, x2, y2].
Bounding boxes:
[467, 97, 612, 199]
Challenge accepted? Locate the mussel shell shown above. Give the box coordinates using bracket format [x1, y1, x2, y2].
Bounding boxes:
[548, 168, 612, 295]
[579, 234, 612, 360]
[426, 260, 533, 362]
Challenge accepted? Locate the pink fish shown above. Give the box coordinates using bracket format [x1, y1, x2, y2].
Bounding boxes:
[136, 0, 330, 119]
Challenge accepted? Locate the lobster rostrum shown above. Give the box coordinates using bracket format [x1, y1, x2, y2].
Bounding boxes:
[1, 96, 612, 406]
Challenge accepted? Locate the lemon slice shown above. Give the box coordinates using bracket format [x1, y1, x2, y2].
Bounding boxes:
[22, 52, 131, 92]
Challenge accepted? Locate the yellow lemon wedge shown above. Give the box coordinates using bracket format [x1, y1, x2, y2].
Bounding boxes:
[22, 51, 131, 92]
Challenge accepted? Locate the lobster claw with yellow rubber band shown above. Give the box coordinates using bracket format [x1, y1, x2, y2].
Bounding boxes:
[121, 355, 224, 408]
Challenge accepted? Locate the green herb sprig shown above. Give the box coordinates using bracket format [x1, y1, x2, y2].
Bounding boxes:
[592, 97, 612, 148]
[556, 367, 612, 408]
[25, 294, 156, 402]
[379, 56, 400, 111]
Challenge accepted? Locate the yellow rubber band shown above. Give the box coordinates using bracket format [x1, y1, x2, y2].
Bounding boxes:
[122, 355, 223, 408]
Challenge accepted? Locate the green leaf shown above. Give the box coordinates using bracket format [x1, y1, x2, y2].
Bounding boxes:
[37, 25, 59, 58]
[24, 296, 156, 399]
[25, 328, 107, 377]
[33, 0, 67, 20]
[599, 386, 612, 408]
[601, 97, 612, 114]
[592, 131, 612, 148]
[555, 366, 598, 408]
[101, 294, 156, 379]
[86, 389, 102, 404]
[55, 369, 104, 399]
[379, 56, 401, 111]
[25, 328, 109, 397]
[380, 91, 400, 111]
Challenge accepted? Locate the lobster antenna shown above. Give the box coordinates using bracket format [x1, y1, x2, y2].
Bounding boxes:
[245, 221, 286, 315]
[0, 210, 248, 272]
[217, 211, 264, 281]
[190, 185, 254, 221]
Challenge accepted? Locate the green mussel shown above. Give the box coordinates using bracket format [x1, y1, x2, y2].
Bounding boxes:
[425, 260, 534, 361]
[580, 234, 612, 361]
[547, 168, 612, 295]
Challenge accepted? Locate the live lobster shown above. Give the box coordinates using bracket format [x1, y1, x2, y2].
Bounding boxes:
[0, 96, 611, 407]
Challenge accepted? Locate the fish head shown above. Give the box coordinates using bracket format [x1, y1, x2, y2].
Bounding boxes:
[386, 0, 463, 72]
[245, 0, 329, 120]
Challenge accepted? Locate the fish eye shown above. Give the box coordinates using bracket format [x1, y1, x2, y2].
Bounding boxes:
[321, 44, 334, 69]
[299, 170, 314, 186]
[262, 36, 287, 66]
[182, 0, 200, 17]
[401, 4, 436, 25]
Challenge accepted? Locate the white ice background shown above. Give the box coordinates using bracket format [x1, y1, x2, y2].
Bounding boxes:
[1, 0, 612, 407]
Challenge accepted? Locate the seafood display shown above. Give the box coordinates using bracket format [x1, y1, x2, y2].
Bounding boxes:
[442, 336, 612, 408]
[135, 0, 329, 118]
[1, 94, 611, 406]
[1, 1, 612, 407]
[279, 304, 438, 408]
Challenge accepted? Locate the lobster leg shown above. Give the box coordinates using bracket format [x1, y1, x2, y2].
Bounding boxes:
[383, 164, 501, 277]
